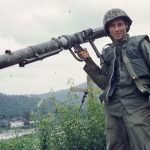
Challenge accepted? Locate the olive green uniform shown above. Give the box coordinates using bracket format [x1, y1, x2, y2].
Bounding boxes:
[105, 37, 150, 150]
[83, 8, 150, 149]
[84, 36, 150, 150]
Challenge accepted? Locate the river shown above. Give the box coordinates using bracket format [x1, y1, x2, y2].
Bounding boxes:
[0, 128, 35, 140]
[0, 121, 35, 140]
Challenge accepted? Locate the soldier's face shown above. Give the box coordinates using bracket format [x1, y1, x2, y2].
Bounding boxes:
[108, 19, 128, 42]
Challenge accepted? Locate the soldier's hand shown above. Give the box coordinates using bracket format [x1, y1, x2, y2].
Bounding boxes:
[78, 49, 90, 60]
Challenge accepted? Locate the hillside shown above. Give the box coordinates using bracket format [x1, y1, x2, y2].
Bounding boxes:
[0, 83, 87, 119]
[0, 93, 40, 119]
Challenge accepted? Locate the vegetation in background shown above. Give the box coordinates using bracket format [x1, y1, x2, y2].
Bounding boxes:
[39, 90, 106, 150]
[0, 87, 106, 150]
[0, 134, 40, 150]
[0, 93, 40, 119]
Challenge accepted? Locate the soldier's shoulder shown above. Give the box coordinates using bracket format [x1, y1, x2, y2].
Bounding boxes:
[102, 43, 112, 56]
[129, 35, 149, 43]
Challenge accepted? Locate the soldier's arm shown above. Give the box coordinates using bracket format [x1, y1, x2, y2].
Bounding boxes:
[83, 57, 108, 90]
[77, 48, 108, 90]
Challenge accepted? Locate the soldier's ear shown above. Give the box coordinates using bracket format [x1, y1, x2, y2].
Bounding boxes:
[125, 22, 129, 32]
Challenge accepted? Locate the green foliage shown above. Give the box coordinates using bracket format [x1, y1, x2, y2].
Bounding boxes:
[0, 134, 40, 150]
[0, 87, 106, 150]
[39, 95, 106, 150]
[0, 93, 40, 119]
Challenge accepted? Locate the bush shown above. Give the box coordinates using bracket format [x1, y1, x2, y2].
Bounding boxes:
[39, 96, 106, 150]
[0, 134, 40, 150]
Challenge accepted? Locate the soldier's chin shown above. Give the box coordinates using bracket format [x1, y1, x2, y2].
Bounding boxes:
[114, 35, 123, 41]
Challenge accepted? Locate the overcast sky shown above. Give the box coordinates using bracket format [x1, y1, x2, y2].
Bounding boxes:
[0, 0, 150, 95]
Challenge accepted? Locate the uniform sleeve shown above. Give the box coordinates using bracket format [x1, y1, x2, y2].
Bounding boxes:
[141, 39, 150, 66]
[83, 57, 108, 90]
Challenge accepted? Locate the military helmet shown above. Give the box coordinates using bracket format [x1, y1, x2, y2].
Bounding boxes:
[103, 8, 132, 35]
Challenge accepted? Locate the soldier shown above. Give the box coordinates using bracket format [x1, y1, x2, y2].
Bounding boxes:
[78, 8, 150, 150]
